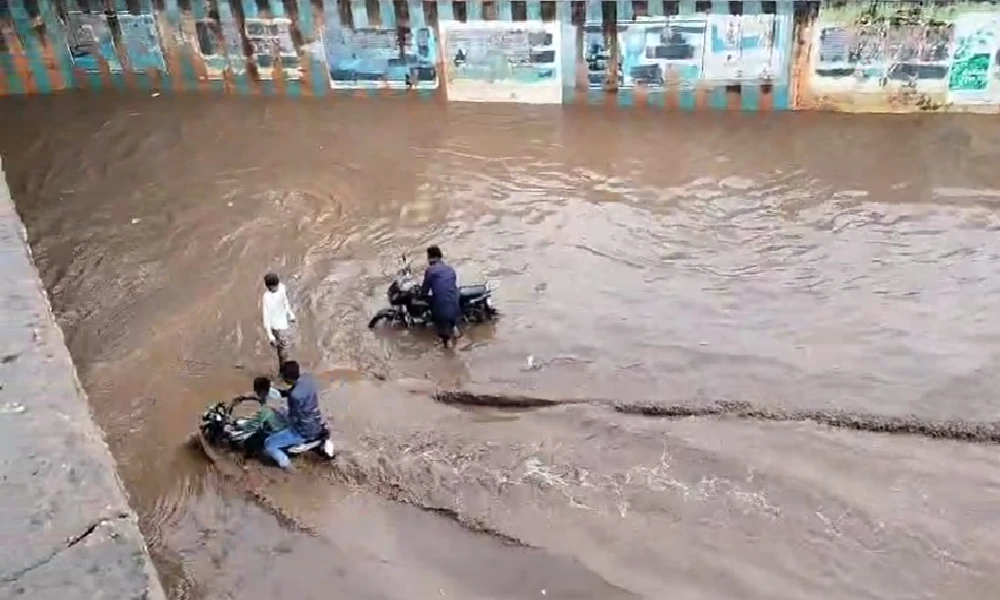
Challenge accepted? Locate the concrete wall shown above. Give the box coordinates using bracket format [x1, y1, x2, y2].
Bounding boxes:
[0, 156, 165, 599]
[1, 1, 1000, 109]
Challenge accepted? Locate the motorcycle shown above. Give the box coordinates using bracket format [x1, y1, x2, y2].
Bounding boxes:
[198, 396, 335, 463]
[367, 255, 498, 329]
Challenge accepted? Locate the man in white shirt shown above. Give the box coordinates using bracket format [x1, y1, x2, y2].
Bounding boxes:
[262, 272, 296, 371]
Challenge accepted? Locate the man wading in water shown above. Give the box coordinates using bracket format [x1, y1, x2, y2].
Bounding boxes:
[262, 272, 296, 372]
[420, 245, 461, 348]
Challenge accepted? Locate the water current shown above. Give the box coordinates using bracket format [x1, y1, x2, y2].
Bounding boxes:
[2, 93, 1000, 599]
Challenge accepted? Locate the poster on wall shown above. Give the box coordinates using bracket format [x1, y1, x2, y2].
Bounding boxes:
[64, 12, 121, 73]
[245, 18, 301, 80]
[195, 18, 246, 79]
[440, 21, 561, 104]
[117, 14, 166, 73]
[701, 14, 787, 81]
[585, 17, 707, 90]
[323, 26, 438, 89]
[809, 7, 953, 101]
[947, 13, 1000, 105]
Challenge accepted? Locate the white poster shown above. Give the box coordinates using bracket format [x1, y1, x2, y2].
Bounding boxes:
[440, 20, 562, 104]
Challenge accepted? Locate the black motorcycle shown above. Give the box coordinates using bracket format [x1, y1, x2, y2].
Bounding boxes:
[367, 255, 498, 329]
[198, 397, 335, 462]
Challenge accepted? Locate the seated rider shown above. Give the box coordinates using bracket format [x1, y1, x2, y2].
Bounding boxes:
[264, 361, 325, 471]
[244, 376, 287, 435]
[420, 245, 460, 348]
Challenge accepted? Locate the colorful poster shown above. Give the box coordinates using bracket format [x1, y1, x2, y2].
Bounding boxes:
[64, 12, 121, 73]
[586, 16, 707, 90]
[702, 14, 787, 81]
[323, 25, 438, 89]
[440, 21, 561, 104]
[947, 13, 1000, 105]
[245, 18, 301, 80]
[195, 18, 246, 79]
[810, 10, 953, 96]
[117, 14, 166, 73]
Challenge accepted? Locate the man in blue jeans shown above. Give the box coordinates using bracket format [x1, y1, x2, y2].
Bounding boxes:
[264, 360, 324, 470]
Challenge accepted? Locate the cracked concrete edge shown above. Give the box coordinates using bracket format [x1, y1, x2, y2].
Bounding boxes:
[0, 156, 167, 600]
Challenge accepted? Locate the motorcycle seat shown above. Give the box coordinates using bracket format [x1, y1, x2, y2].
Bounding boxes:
[459, 284, 488, 298]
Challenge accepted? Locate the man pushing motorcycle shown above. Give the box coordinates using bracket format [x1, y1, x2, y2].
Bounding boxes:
[264, 360, 325, 471]
[420, 245, 461, 348]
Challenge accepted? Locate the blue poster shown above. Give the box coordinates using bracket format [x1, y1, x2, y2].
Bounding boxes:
[585, 16, 707, 90]
[117, 14, 166, 73]
[323, 25, 438, 89]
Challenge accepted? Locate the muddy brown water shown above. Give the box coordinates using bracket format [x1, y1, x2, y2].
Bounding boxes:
[2, 93, 1000, 599]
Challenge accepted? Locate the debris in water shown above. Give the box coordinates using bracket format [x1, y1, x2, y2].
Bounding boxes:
[1, 402, 26, 414]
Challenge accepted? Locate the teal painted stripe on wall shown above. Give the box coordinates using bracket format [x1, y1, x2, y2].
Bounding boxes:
[741, 0, 762, 112]
[708, 0, 727, 110]
[116, 0, 153, 91]
[380, 0, 397, 26]
[0, 53, 25, 95]
[324, 0, 349, 97]
[585, 0, 601, 106]
[39, 0, 74, 90]
[772, 0, 792, 110]
[498, 0, 512, 21]
[616, 0, 633, 108]
[408, 0, 426, 27]
[298, 0, 327, 97]
[645, 0, 665, 110]
[678, 0, 696, 111]
[219, 1, 250, 95]
[349, 0, 377, 97]
[190, 0, 222, 93]
[64, 0, 102, 90]
[438, 1, 455, 21]
[10, 0, 53, 93]
[467, 0, 482, 20]
[269, 0, 301, 97]
[351, 1, 369, 26]
[617, 88, 634, 108]
[139, 0, 168, 91]
[617, 0, 631, 21]
[526, 0, 541, 20]
[407, 0, 432, 100]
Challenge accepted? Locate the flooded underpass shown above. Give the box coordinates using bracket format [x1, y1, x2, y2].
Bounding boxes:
[2, 93, 1000, 599]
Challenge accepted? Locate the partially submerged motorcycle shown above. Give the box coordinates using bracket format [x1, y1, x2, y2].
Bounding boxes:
[198, 397, 335, 464]
[368, 255, 498, 329]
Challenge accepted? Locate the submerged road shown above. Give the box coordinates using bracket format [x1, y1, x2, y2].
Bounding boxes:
[1, 93, 999, 598]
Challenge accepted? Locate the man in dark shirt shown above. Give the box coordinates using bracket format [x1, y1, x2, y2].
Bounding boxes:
[420, 245, 460, 347]
[264, 360, 324, 470]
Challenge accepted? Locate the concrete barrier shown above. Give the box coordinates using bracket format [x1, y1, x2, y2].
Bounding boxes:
[0, 156, 165, 600]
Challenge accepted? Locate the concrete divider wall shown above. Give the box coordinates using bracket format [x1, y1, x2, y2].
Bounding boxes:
[2, 0, 1000, 112]
[0, 157, 165, 599]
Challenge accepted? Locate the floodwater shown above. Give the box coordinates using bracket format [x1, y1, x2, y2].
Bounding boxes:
[2, 93, 1000, 599]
